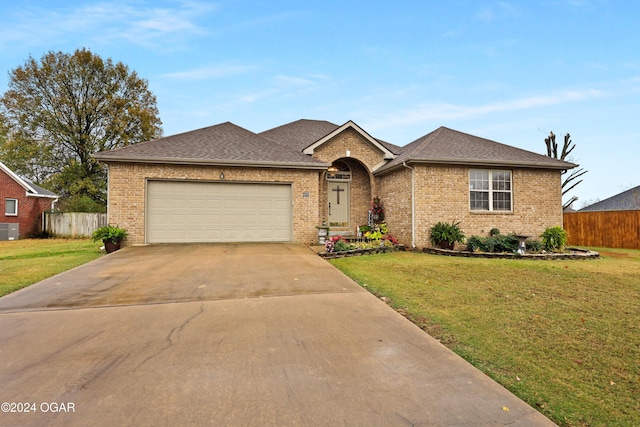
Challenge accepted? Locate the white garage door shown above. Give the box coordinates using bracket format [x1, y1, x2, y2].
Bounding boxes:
[147, 181, 292, 243]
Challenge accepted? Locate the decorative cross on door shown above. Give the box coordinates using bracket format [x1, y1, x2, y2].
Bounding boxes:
[332, 185, 344, 204]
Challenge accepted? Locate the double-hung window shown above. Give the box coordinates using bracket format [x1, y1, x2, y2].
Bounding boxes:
[5, 198, 18, 216]
[469, 170, 512, 211]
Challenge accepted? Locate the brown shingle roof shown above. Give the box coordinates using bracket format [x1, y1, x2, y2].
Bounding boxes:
[94, 121, 576, 173]
[259, 119, 340, 151]
[260, 119, 402, 154]
[94, 122, 328, 169]
[579, 185, 640, 211]
[378, 126, 576, 173]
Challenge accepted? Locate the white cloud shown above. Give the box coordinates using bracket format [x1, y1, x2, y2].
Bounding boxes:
[161, 65, 257, 80]
[364, 88, 607, 131]
[0, 1, 219, 50]
[476, 2, 520, 23]
[476, 8, 495, 23]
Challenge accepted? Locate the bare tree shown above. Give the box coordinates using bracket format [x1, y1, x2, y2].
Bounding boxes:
[545, 131, 587, 210]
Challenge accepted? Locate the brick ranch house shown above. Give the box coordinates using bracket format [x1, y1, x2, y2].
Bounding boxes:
[1, 161, 58, 240]
[94, 119, 576, 248]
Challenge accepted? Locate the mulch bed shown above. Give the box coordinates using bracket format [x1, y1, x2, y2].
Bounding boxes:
[319, 245, 600, 260]
[422, 247, 600, 260]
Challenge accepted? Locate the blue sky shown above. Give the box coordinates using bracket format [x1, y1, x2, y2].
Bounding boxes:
[1, 0, 638, 207]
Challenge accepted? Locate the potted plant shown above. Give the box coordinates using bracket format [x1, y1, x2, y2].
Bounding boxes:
[92, 224, 128, 253]
[429, 220, 465, 250]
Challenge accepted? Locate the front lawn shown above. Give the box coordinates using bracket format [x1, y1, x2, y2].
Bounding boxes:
[0, 239, 103, 297]
[329, 248, 639, 427]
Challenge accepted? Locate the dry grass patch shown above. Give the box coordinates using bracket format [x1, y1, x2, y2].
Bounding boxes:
[329, 248, 639, 427]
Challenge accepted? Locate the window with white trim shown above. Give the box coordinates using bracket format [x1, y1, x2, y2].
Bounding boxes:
[326, 160, 352, 181]
[5, 198, 18, 216]
[469, 170, 512, 211]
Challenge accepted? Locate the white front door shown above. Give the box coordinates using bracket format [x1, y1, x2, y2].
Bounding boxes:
[328, 182, 350, 227]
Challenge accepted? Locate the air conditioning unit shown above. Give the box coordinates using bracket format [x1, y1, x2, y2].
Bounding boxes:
[0, 223, 19, 241]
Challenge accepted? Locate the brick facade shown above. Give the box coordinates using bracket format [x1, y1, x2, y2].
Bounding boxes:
[377, 167, 414, 245]
[107, 163, 321, 245]
[312, 128, 387, 173]
[379, 165, 564, 248]
[104, 125, 565, 248]
[312, 128, 384, 233]
[1, 169, 55, 238]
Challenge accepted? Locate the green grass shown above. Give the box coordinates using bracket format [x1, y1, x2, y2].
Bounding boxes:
[0, 238, 104, 297]
[329, 248, 640, 427]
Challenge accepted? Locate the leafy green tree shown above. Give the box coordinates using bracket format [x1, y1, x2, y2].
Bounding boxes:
[544, 131, 587, 210]
[0, 48, 162, 210]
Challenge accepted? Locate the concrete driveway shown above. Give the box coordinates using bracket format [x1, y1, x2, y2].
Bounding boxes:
[0, 243, 555, 426]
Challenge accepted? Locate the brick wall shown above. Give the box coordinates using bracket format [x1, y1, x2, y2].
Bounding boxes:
[313, 128, 384, 233]
[312, 128, 387, 173]
[379, 165, 564, 248]
[107, 163, 321, 245]
[377, 167, 413, 245]
[105, 129, 564, 249]
[1, 169, 54, 238]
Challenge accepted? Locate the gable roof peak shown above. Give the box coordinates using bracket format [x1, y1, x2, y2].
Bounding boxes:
[301, 120, 397, 159]
[0, 161, 58, 198]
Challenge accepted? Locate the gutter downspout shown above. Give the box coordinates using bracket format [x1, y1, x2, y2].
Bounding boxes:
[402, 161, 416, 248]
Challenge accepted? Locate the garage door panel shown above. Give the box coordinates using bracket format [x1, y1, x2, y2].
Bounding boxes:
[147, 181, 292, 243]
[186, 199, 205, 209]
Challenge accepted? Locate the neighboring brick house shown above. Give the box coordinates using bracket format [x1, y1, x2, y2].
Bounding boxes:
[0, 161, 58, 240]
[94, 119, 576, 248]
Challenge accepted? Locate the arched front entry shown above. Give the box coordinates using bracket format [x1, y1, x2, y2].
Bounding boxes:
[321, 158, 373, 235]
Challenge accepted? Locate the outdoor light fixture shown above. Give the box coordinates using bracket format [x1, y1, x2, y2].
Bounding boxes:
[220, 172, 224, 179]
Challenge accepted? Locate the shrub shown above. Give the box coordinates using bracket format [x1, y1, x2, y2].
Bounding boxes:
[325, 236, 353, 253]
[91, 224, 128, 243]
[466, 235, 484, 252]
[466, 232, 542, 253]
[383, 234, 399, 245]
[429, 220, 465, 249]
[541, 226, 568, 252]
[334, 239, 352, 252]
[500, 233, 520, 252]
[358, 225, 371, 234]
[489, 227, 501, 236]
[56, 195, 107, 213]
[526, 239, 542, 252]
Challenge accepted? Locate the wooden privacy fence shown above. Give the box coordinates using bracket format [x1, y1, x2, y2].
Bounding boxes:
[44, 212, 108, 238]
[563, 210, 640, 249]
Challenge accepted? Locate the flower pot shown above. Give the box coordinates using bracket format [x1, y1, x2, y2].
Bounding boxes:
[438, 241, 454, 250]
[104, 239, 122, 253]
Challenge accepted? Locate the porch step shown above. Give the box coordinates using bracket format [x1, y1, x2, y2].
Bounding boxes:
[328, 229, 355, 238]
